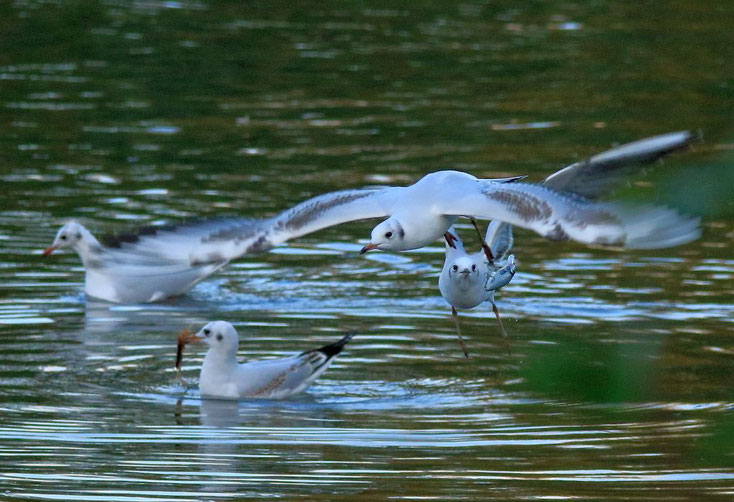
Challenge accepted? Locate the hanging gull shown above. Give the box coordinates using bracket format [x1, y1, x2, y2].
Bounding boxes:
[440, 220, 517, 358]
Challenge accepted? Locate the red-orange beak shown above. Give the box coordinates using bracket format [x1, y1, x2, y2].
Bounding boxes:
[360, 243, 379, 255]
[42, 245, 58, 257]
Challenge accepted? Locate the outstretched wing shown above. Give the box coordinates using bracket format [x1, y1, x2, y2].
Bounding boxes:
[266, 187, 402, 246]
[439, 181, 700, 249]
[543, 131, 695, 200]
[484, 221, 514, 261]
[98, 187, 402, 267]
[99, 218, 270, 267]
[466, 131, 696, 255]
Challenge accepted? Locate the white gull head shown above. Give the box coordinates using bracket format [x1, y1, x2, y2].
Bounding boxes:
[44, 222, 95, 256]
[195, 321, 239, 357]
[361, 217, 407, 253]
[361, 212, 455, 254]
[448, 256, 480, 282]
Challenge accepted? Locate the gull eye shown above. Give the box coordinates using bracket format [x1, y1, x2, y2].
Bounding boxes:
[216, 334, 223, 341]
[60, 235, 67, 240]
[203, 329, 210, 336]
[385, 231, 393, 239]
[452, 264, 458, 272]
[472, 264, 476, 271]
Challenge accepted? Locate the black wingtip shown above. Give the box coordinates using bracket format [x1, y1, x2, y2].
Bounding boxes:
[312, 332, 355, 359]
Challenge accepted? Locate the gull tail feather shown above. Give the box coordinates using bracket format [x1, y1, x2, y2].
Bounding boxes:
[290, 333, 355, 393]
[303, 332, 355, 360]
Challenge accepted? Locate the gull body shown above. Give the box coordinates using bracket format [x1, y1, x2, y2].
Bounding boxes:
[439, 227, 516, 310]
[44, 222, 227, 303]
[365, 170, 476, 251]
[439, 222, 517, 356]
[190, 321, 352, 400]
[43, 131, 700, 303]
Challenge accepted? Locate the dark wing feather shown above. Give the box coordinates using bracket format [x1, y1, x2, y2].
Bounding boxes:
[484, 221, 514, 261]
[98, 187, 401, 266]
[267, 187, 401, 246]
[100, 218, 270, 266]
[301, 332, 354, 360]
[441, 181, 700, 249]
[543, 131, 696, 200]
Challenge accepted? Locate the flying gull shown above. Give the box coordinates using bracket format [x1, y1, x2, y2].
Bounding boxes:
[43, 131, 699, 303]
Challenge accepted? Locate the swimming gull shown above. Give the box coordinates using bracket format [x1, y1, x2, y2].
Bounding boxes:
[179, 321, 352, 400]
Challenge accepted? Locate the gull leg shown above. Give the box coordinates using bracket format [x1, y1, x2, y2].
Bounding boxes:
[469, 217, 494, 264]
[444, 231, 458, 249]
[452, 307, 470, 358]
[491, 301, 512, 355]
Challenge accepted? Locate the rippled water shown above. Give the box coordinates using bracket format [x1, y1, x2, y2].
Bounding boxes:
[2, 0, 734, 500]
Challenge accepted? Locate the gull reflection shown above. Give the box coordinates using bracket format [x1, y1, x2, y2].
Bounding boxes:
[194, 395, 332, 496]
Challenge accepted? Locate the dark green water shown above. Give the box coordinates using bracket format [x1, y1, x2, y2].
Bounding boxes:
[1, 1, 733, 500]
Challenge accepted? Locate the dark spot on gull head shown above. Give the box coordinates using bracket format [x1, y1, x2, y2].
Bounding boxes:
[396, 221, 405, 239]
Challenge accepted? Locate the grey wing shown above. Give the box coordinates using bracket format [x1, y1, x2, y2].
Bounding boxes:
[98, 187, 401, 266]
[484, 221, 514, 261]
[439, 181, 700, 249]
[543, 131, 695, 199]
[239, 333, 352, 398]
[266, 186, 402, 246]
[236, 351, 335, 398]
[99, 218, 271, 267]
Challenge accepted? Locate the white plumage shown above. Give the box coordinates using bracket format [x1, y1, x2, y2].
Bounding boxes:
[43, 131, 699, 303]
[439, 221, 517, 357]
[189, 321, 352, 400]
[437, 132, 702, 356]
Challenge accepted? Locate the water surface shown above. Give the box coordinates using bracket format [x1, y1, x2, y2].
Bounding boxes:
[1, 0, 733, 500]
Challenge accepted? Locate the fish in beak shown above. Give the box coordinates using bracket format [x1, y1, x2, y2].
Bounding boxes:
[175, 329, 203, 374]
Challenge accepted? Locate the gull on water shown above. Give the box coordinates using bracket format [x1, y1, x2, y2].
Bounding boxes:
[181, 321, 352, 400]
[43, 131, 700, 303]
[440, 220, 517, 358]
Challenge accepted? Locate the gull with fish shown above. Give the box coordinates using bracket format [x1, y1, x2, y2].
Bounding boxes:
[440, 220, 517, 358]
[42, 131, 699, 303]
[176, 321, 353, 399]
